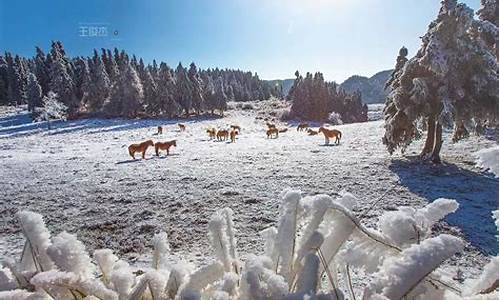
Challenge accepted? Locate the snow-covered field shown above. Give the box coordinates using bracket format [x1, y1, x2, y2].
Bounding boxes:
[0, 104, 498, 279]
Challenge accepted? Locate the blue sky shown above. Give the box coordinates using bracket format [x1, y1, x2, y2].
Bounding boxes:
[0, 0, 480, 82]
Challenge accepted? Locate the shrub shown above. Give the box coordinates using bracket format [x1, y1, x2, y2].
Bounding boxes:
[0, 190, 497, 299]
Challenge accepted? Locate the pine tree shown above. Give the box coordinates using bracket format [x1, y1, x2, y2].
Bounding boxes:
[0, 56, 8, 105]
[34, 46, 50, 96]
[155, 62, 179, 117]
[383, 0, 499, 163]
[86, 51, 111, 112]
[48, 41, 77, 117]
[175, 63, 193, 115]
[188, 62, 204, 114]
[106, 59, 144, 117]
[214, 76, 227, 116]
[26, 72, 42, 112]
[5, 53, 25, 105]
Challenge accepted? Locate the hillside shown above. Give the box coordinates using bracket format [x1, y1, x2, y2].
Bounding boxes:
[340, 69, 393, 104]
[265, 78, 295, 96]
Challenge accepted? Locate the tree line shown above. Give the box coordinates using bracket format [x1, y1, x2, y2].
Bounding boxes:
[0, 41, 282, 119]
[287, 71, 368, 123]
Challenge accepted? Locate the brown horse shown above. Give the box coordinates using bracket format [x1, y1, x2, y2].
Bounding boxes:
[128, 140, 154, 159]
[318, 126, 342, 145]
[178, 123, 186, 132]
[230, 130, 238, 143]
[207, 128, 217, 139]
[156, 126, 163, 135]
[307, 129, 318, 136]
[297, 123, 309, 131]
[217, 130, 229, 141]
[266, 128, 279, 139]
[155, 140, 177, 156]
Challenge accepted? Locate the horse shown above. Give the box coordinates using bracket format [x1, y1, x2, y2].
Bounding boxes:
[178, 123, 186, 132]
[217, 130, 229, 141]
[128, 140, 154, 159]
[207, 128, 217, 139]
[230, 130, 238, 143]
[155, 140, 177, 156]
[318, 126, 342, 145]
[297, 123, 309, 131]
[266, 128, 279, 139]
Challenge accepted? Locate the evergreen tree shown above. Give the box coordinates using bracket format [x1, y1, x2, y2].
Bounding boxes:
[0, 56, 8, 105]
[48, 41, 77, 117]
[26, 72, 42, 112]
[214, 76, 227, 116]
[106, 59, 144, 117]
[5, 53, 25, 105]
[188, 62, 204, 114]
[155, 62, 179, 117]
[383, 0, 499, 163]
[34, 46, 50, 96]
[175, 63, 193, 115]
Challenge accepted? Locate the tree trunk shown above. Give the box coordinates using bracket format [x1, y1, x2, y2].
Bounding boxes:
[420, 115, 436, 158]
[430, 121, 443, 163]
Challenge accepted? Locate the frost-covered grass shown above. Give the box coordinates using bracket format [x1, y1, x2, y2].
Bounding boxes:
[1, 191, 498, 299]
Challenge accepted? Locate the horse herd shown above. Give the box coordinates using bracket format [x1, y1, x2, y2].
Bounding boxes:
[127, 122, 342, 160]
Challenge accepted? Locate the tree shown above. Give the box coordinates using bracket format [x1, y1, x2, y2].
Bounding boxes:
[383, 0, 499, 163]
[188, 62, 204, 114]
[175, 63, 193, 115]
[36, 91, 68, 130]
[84, 51, 111, 113]
[34, 46, 50, 96]
[26, 72, 42, 112]
[48, 41, 77, 117]
[105, 59, 144, 117]
[213, 76, 227, 116]
[5, 53, 25, 106]
[0, 56, 8, 105]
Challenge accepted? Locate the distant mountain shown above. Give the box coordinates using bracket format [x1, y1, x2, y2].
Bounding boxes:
[340, 70, 393, 104]
[265, 79, 295, 96]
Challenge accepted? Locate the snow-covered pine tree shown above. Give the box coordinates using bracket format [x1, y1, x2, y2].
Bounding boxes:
[26, 72, 42, 112]
[383, 0, 499, 163]
[37, 91, 67, 130]
[34, 46, 50, 97]
[153, 62, 179, 117]
[214, 76, 227, 116]
[106, 57, 144, 118]
[86, 50, 111, 113]
[72, 57, 90, 108]
[188, 62, 204, 115]
[0, 56, 8, 105]
[175, 62, 194, 116]
[142, 68, 159, 116]
[48, 41, 78, 117]
[4, 53, 26, 106]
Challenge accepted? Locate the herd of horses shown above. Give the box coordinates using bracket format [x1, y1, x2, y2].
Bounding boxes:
[127, 122, 342, 159]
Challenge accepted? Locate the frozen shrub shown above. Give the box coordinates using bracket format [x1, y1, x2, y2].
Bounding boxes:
[2, 192, 497, 299]
[328, 112, 343, 125]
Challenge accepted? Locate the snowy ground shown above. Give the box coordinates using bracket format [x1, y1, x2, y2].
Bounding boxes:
[0, 103, 498, 282]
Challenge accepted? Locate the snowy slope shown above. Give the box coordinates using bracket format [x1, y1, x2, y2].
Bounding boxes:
[0, 105, 498, 280]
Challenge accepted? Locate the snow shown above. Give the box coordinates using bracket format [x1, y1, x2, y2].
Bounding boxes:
[0, 103, 498, 285]
[475, 145, 499, 177]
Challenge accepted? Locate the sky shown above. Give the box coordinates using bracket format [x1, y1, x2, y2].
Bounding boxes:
[0, 0, 481, 82]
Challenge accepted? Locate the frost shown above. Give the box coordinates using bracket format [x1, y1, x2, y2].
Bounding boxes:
[364, 234, 464, 299]
[475, 145, 499, 177]
[3, 188, 496, 299]
[46, 231, 94, 278]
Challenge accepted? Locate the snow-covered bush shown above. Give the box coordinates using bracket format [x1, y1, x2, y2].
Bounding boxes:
[327, 112, 343, 125]
[475, 145, 499, 177]
[1, 191, 497, 299]
[35, 91, 68, 130]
